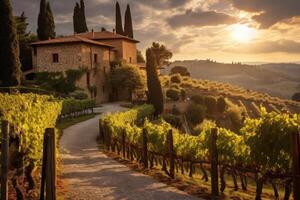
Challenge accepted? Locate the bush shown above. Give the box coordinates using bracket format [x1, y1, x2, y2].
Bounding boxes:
[217, 97, 226, 113]
[204, 96, 217, 114]
[170, 74, 182, 84]
[171, 104, 181, 115]
[185, 103, 206, 125]
[170, 84, 181, 90]
[292, 92, 300, 102]
[62, 99, 95, 115]
[163, 114, 182, 128]
[170, 66, 190, 76]
[191, 95, 204, 104]
[180, 89, 186, 100]
[0, 93, 62, 181]
[70, 90, 88, 100]
[166, 88, 180, 101]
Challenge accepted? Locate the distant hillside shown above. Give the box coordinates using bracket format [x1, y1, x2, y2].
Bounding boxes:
[161, 60, 300, 99]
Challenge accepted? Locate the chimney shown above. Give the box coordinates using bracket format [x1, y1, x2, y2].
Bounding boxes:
[92, 29, 94, 38]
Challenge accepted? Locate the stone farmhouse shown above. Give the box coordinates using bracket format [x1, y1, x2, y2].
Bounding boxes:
[30, 30, 139, 104]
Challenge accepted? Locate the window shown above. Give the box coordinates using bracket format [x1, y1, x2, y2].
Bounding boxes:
[94, 54, 98, 63]
[33, 47, 37, 56]
[129, 57, 132, 63]
[52, 53, 59, 63]
[86, 71, 90, 86]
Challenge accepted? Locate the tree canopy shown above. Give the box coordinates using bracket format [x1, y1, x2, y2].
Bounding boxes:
[146, 48, 164, 116]
[15, 12, 38, 71]
[124, 4, 133, 38]
[109, 64, 146, 94]
[0, 0, 21, 86]
[73, 0, 88, 33]
[115, 2, 123, 35]
[37, 0, 55, 40]
[137, 50, 145, 63]
[150, 42, 173, 66]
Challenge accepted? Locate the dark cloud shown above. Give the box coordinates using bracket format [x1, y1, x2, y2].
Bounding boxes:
[231, 0, 300, 28]
[168, 9, 236, 28]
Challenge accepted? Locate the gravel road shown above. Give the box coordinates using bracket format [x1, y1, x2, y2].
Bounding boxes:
[60, 103, 202, 200]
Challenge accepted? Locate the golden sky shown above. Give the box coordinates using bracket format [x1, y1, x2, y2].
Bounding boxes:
[12, 0, 300, 63]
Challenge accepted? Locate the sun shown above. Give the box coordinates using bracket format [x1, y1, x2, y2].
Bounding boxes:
[231, 24, 256, 43]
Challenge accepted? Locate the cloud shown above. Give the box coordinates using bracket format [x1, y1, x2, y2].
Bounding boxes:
[168, 9, 236, 28]
[228, 39, 300, 54]
[231, 0, 300, 28]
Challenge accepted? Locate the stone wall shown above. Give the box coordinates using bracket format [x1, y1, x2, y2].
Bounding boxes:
[122, 41, 137, 64]
[32, 43, 113, 104]
[95, 39, 137, 64]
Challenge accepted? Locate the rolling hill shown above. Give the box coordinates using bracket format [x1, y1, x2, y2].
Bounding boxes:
[161, 60, 300, 99]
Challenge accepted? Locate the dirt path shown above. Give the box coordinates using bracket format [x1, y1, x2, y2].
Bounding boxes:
[60, 103, 201, 200]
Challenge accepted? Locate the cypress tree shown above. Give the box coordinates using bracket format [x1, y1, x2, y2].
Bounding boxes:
[79, 0, 88, 32]
[37, 0, 55, 40]
[124, 4, 133, 38]
[37, 0, 47, 40]
[0, 0, 21, 86]
[115, 2, 123, 35]
[146, 48, 164, 116]
[46, 2, 55, 39]
[73, 3, 80, 33]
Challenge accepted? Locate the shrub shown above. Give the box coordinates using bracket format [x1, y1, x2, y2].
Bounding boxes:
[170, 74, 182, 84]
[171, 104, 181, 115]
[204, 96, 217, 114]
[166, 88, 180, 101]
[180, 89, 186, 100]
[191, 95, 204, 104]
[170, 83, 181, 90]
[70, 90, 88, 100]
[163, 114, 182, 128]
[185, 103, 206, 125]
[217, 97, 227, 113]
[170, 66, 190, 76]
[292, 92, 300, 102]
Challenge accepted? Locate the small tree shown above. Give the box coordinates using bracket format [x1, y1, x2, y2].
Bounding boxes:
[37, 0, 55, 40]
[292, 92, 300, 102]
[150, 42, 173, 66]
[109, 64, 145, 99]
[15, 12, 38, 71]
[146, 48, 164, 116]
[137, 50, 145, 63]
[0, 0, 21, 86]
[124, 4, 133, 38]
[115, 2, 123, 35]
[79, 0, 88, 32]
[166, 88, 180, 101]
[170, 66, 190, 76]
[170, 74, 181, 83]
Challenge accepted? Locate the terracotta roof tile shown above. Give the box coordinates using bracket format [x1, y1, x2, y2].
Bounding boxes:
[30, 35, 115, 48]
[77, 31, 140, 43]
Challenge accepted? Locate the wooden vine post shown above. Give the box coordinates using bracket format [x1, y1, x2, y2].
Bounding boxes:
[46, 128, 56, 200]
[122, 130, 126, 158]
[99, 122, 104, 143]
[40, 129, 48, 200]
[142, 128, 148, 168]
[210, 128, 219, 197]
[167, 129, 175, 178]
[292, 130, 300, 200]
[1, 120, 9, 200]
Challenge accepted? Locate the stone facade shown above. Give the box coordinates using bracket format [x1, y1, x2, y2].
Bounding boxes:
[32, 43, 113, 104]
[31, 31, 139, 104]
[95, 39, 137, 64]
